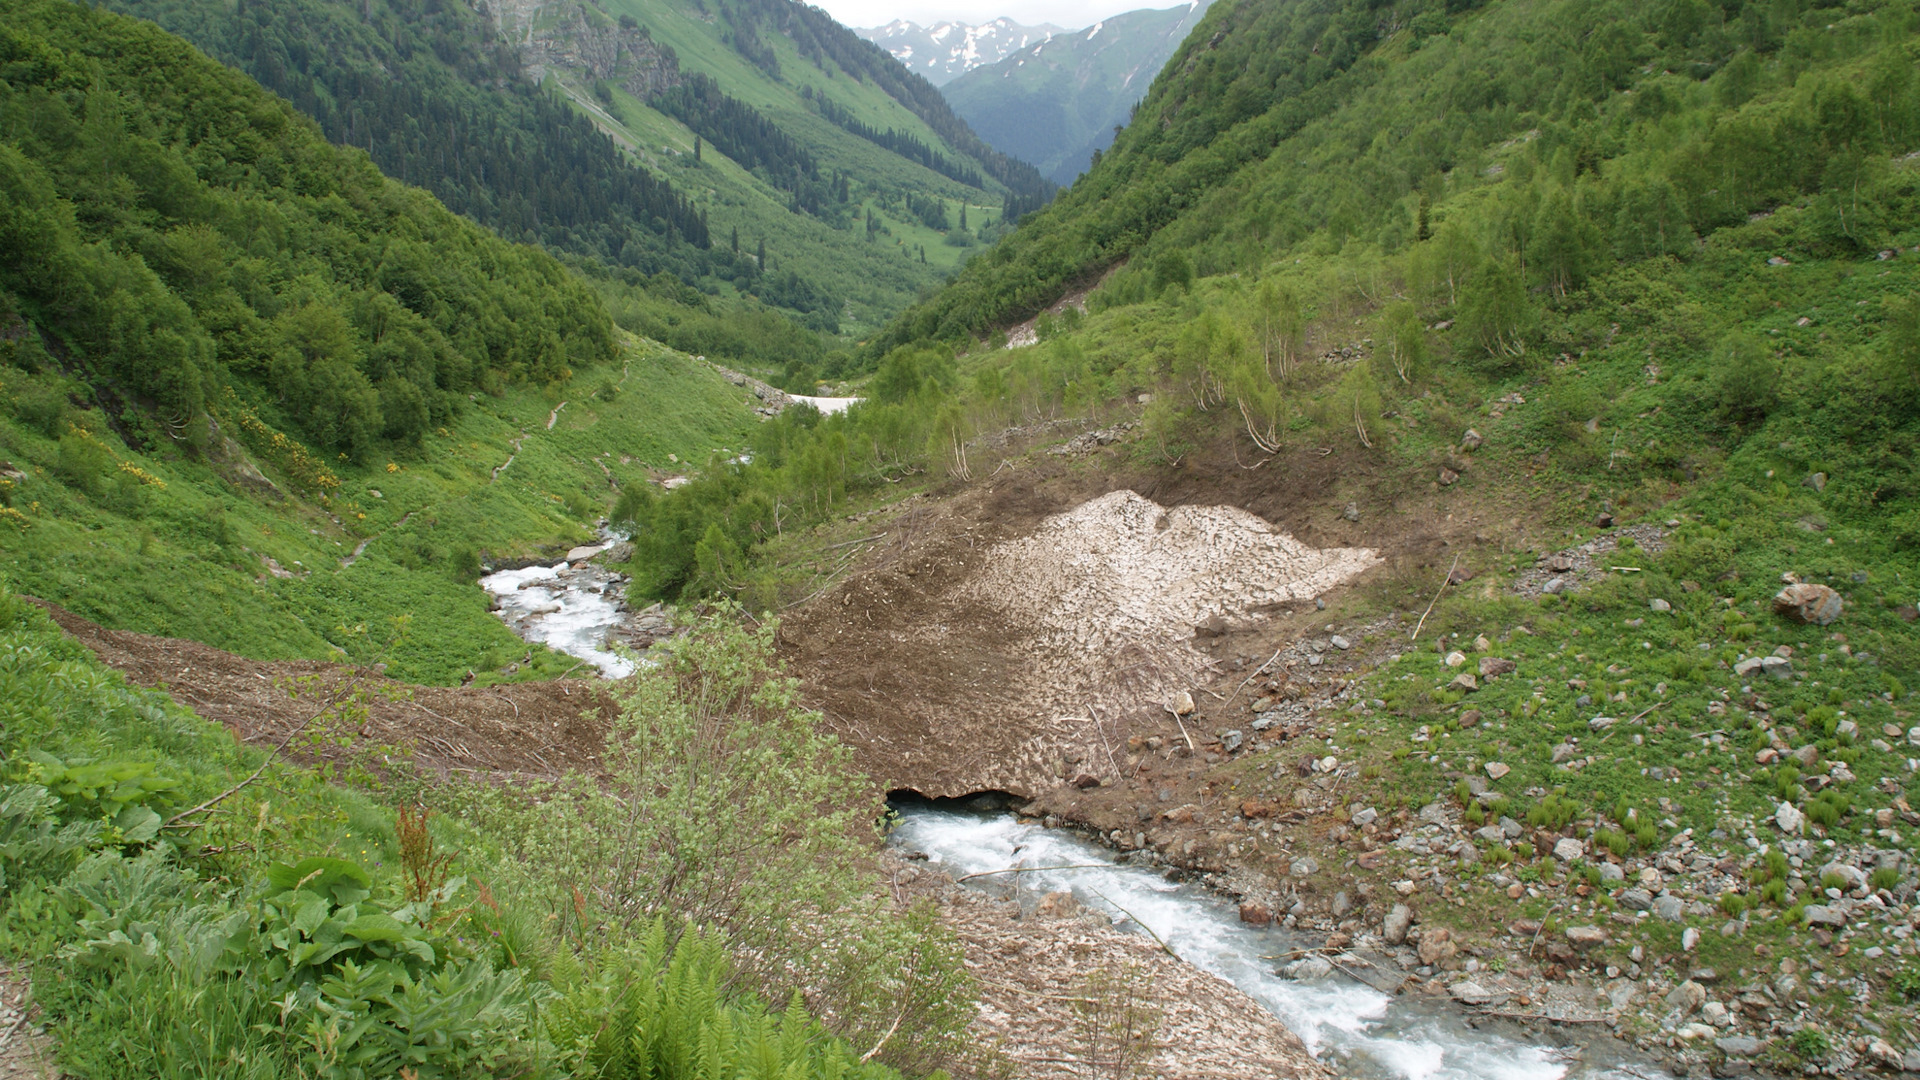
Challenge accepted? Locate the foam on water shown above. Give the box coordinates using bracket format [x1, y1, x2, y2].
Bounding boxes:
[788, 395, 860, 415]
[479, 561, 634, 678]
[892, 808, 1650, 1080]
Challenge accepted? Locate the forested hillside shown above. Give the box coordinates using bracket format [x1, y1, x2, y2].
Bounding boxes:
[0, 0, 611, 457]
[0, 0, 760, 681]
[943, 0, 1213, 185]
[109, 0, 1054, 343]
[99, 0, 725, 277]
[625, 0, 1920, 629]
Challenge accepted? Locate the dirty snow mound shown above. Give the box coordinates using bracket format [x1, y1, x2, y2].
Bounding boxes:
[962, 491, 1378, 731]
[972, 490, 1378, 646]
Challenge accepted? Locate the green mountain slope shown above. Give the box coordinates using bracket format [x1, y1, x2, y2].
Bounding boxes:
[942, 0, 1212, 185]
[622, 0, 1920, 1051]
[0, 0, 756, 681]
[500, 0, 1055, 338]
[103, 0, 1051, 341]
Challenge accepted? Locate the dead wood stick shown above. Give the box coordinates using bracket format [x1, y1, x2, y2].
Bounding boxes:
[164, 671, 368, 830]
[1164, 705, 1196, 752]
[956, 864, 1111, 883]
[1411, 553, 1462, 641]
[1089, 887, 1173, 957]
[1224, 645, 1287, 709]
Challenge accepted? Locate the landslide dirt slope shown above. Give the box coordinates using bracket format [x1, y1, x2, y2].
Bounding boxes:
[781, 428, 1533, 798]
[31, 600, 615, 780]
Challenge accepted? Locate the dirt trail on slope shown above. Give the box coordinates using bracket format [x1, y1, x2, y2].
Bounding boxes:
[31, 600, 614, 780]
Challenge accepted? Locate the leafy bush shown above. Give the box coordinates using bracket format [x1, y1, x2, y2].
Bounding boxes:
[478, 606, 974, 1069]
[1789, 1026, 1831, 1060]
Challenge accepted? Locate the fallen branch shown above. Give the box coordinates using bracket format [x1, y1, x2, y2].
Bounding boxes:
[1223, 645, 1287, 709]
[164, 672, 368, 831]
[1165, 705, 1196, 752]
[823, 533, 887, 551]
[1410, 553, 1462, 641]
[1088, 887, 1173, 957]
[858, 1009, 904, 1063]
[956, 864, 1112, 883]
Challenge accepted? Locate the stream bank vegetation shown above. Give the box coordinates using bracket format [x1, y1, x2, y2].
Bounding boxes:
[0, 585, 978, 1078]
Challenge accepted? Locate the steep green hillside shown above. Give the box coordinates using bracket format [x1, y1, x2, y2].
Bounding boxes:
[0, 0, 757, 682]
[101, 0, 739, 285]
[106, 0, 1052, 341]
[943, 0, 1213, 185]
[507, 0, 1054, 339]
[620, 0, 1920, 1056]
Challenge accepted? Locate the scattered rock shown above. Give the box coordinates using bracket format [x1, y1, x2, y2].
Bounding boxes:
[1804, 471, 1827, 492]
[1194, 615, 1229, 638]
[1773, 582, 1843, 625]
[1484, 762, 1510, 780]
[1035, 891, 1082, 918]
[1653, 895, 1685, 922]
[1449, 980, 1496, 1006]
[1288, 956, 1334, 981]
[1665, 980, 1706, 1016]
[1541, 576, 1569, 595]
[1070, 773, 1101, 789]
[1553, 838, 1586, 862]
[1566, 925, 1607, 948]
[1290, 856, 1319, 877]
[1682, 926, 1700, 951]
[1443, 650, 1467, 668]
[1717, 1036, 1764, 1057]
[1169, 691, 1196, 716]
[1450, 673, 1480, 693]
[1620, 889, 1654, 911]
[1239, 903, 1273, 927]
[1478, 656, 1516, 678]
[1775, 802, 1805, 834]
[1351, 807, 1378, 826]
[1330, 634, 1352, 650]
[1802, 904, 1847, 928]
[1438, 467, 1460, 486]
[1417, 927, 1457, 965]
[1649, 598, 1671, 612]
[1383, 904, 1413, 945]
[1342, 502, 1361, 522]
[1460, 429, 1483, 451]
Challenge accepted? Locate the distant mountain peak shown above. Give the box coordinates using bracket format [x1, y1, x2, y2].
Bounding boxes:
[855, 16, 1067, 86]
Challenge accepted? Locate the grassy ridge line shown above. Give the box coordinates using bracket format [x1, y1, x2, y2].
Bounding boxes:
[1, 335, 755, 684]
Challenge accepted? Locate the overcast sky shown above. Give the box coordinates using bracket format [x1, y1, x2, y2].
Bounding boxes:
[813, 0, 1170, 32]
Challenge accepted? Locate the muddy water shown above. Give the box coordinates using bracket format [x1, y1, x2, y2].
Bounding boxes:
[478, 553, 635, 678]
[891, 807, 1662, 1080]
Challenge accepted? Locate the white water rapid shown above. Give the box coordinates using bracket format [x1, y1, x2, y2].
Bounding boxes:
[478, 556, 634, 678]
[891, 806, 1661, 1080]
[788, 394, 860, 415]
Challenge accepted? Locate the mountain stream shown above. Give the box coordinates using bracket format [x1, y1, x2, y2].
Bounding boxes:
[475, 544, 1660, 1079]
[890, 805, 1664, 1080]
[478, 540, 636, 678]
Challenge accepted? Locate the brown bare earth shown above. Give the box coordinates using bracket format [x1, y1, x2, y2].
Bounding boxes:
[30, 598, 615, 780]
[780, 426, 1534, 800]
[0, 965, 56, 1080]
